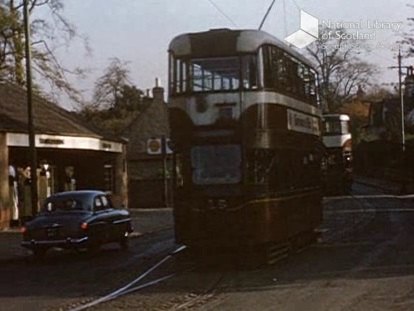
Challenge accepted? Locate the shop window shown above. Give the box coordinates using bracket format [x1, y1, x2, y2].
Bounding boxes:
[104, 164, 115, 193]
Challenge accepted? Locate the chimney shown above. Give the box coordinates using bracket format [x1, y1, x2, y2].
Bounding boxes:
[152, 78, 164, 102]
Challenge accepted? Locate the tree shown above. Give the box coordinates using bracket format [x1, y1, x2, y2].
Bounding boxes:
[0, 0, 88, 103]
[306, 28, 378, 112]
[92, 57, 134, 110]
[77, 58, 148, 134]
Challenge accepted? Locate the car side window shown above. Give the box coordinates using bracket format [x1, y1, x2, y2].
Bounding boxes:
[94, 197, 104, 212]
[101, 195, 110, 209]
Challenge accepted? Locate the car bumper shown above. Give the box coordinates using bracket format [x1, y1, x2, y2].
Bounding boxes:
[21, 237, 89, 249]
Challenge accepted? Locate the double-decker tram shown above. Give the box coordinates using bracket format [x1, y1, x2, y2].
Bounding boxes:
[322, 114, 353, 194]
[168, 29, 324, 260]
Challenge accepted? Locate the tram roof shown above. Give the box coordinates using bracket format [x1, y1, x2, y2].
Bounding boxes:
[168, 29, 316, 69]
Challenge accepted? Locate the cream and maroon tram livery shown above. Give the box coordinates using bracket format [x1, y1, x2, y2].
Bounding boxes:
[168, 29, 324, 252]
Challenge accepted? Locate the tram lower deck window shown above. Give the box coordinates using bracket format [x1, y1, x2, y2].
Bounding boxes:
[191, 144, 241, 185]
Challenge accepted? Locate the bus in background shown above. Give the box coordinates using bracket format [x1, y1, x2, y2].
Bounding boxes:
[322, 114, 353, 194]
[168, 29, 325, 260]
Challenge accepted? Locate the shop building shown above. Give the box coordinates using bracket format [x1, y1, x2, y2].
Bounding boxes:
[122, 84, 172, 208]
[0, 83, 127, 229]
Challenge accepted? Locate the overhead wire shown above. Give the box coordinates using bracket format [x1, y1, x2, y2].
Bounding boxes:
[258, 0, 397, 91]
[259, 0, 278, 30]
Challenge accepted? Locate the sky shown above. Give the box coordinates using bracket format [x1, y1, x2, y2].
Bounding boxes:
[36, 0, 413, 109]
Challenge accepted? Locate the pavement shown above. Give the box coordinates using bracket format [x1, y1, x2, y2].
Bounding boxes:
[0, 208, 173, 262]
[353, 175, 404, 194]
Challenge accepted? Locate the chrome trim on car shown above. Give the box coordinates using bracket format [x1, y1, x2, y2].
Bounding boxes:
[112, 218, 131, 224]
[21, 236, 88, 247]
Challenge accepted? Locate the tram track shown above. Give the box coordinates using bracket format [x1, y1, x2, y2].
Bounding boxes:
[320, 190, 380, 244]
[63, 188, 394, 311]
[317, 181, 413, 248]
[167, 272, 226, 310]
[65, 246, 232, 311]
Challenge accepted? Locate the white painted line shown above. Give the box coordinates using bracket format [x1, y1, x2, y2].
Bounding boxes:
[103, 273, 177, 303]
[324, 194, 414, 201]
[69, 245, 185, 311]
[171, 245, 187, 255]
[325, 208, 414, 214]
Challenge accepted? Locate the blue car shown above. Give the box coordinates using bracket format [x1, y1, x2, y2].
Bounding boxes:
[21, 190, 133, 258]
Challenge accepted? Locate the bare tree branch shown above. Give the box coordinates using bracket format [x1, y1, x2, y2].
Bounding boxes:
[306, 27, 377, 112]
[0, 0, 90, 105]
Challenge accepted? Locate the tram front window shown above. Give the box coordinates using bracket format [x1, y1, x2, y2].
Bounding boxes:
[170, 54, 259, 94]
[323, 119, 350, 135]
[191, 57, 240, 92]
[191, 145, 241, 185]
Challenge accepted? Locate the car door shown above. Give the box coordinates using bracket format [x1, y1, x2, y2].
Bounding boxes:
[105, 195, 131, 240]
[99, 194, 118, 241]
[89, 195, 110, 244]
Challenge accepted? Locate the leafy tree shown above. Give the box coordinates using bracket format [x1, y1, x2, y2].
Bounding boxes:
[78, 58, 148, 134]
[344, 85, 399, 145]
[0, 0, 88, 103]
[117, 84, 146, 112]
[92, 57, 133, 110]
[306, 28, 378, 112]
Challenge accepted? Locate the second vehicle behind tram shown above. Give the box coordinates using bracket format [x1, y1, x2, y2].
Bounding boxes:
[322, 114, 353, 194]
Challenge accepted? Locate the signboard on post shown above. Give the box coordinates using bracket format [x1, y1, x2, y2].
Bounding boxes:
[147, 138, 162, 155]
[146, 137, 173, 155]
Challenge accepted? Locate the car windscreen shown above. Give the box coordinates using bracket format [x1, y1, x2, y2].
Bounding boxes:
[42, 197, 86, 213]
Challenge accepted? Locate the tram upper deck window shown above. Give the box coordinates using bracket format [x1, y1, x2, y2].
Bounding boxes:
[191, 57, 240, 92]
[169, 55, 259, 95]
[261, 45, 318, 106]
[191, 144, 241, 185]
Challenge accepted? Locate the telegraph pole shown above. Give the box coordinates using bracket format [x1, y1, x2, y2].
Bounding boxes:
[389, 48, 406, 152]
[161, 135, 167, 207]
[23, 0, 38, 216]
[389, 48, 410, 193]
[398, 49, 406, 152]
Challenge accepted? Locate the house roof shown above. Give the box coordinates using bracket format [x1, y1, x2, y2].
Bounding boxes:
[122, 89, 170, 160]
[0, 82, 123, 142]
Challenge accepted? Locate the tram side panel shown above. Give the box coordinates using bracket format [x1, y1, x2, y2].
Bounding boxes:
[169, 107, 323, 248]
